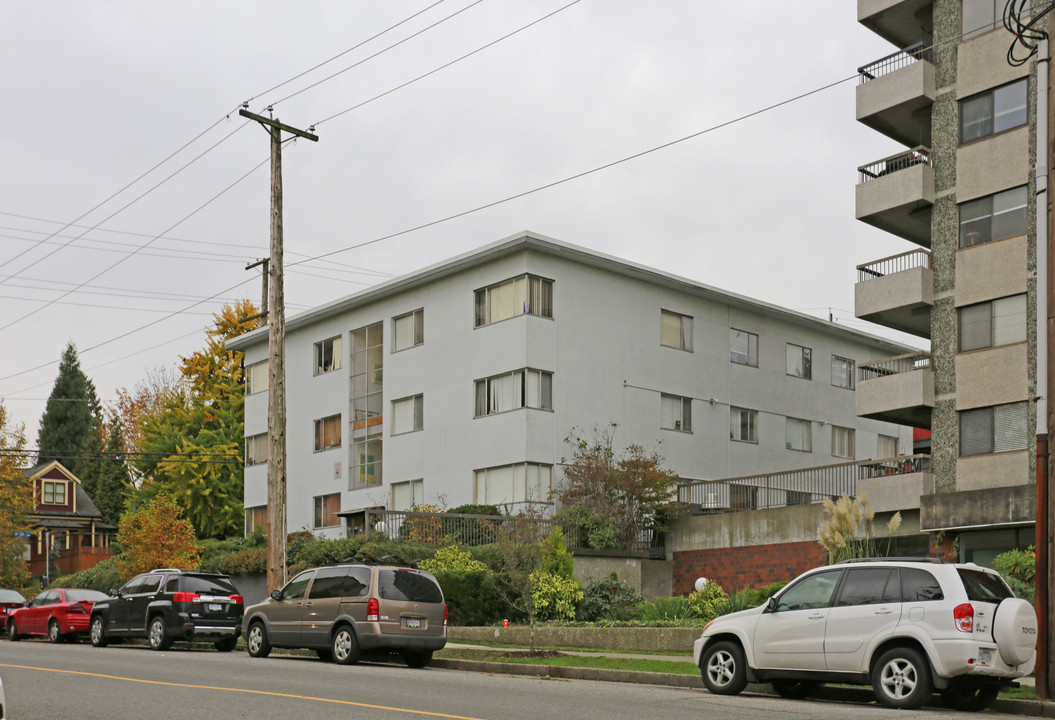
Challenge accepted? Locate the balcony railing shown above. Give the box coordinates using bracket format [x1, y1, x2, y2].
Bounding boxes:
[858, 352, 932, 382]
[857, 249, 931, 283]
[858, 146, 932, 184]
[858, 42, 933, 84]
[677, 455, 931, 511]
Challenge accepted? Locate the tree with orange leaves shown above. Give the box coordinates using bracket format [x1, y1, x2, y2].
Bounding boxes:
[0, 402, 33, 591]
[116, 494, 200, 579]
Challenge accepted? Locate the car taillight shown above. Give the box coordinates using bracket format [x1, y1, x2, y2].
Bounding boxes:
[67, 603, 88, 614]
[953, 603, 974, 633]
[230, 595, 244, 605]
[172, 592, 201, 603]
[367, 598, 379, 622]
[444, 604, 448, 628]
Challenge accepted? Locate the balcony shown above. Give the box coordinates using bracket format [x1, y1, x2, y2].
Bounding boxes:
[857, 44, 934, 147]
[856, 352, 934, 428]
[859, 0, 933, 49]
[856, 147, 934, 246]
[855, 249, 932, 337]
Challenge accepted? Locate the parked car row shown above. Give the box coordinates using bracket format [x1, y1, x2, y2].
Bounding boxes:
[3, 560, 448, 670]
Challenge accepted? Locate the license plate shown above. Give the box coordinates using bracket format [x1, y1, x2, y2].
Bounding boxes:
[208, 603, 223, 612]
[977, 649, 992, 666]
[406, 618, 421, 629]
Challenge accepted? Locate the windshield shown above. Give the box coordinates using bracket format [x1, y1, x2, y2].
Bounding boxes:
[0, 590, 25, 603]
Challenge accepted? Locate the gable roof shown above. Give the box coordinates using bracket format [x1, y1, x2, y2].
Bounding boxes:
[24, 460, 104, 520]
[227, 231, 920, 356]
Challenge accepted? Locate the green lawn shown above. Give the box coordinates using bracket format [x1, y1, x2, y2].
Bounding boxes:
[436, 647, 698, 675]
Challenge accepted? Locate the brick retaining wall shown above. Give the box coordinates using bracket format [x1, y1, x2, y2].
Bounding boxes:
[672, 540, 826, 595]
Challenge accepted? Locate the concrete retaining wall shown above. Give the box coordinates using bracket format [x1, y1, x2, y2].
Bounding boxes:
[448, 625, 700, 653]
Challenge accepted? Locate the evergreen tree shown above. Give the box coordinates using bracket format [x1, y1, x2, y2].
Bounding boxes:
[36, 342, 102, 468]
[82, 418, 131, 526]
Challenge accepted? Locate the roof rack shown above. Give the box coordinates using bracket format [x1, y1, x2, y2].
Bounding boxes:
[149, 568, 183, 573]
[836, 557, 944, 565]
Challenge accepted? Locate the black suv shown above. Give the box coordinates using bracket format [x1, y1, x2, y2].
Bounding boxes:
[89, 569, 244, 651]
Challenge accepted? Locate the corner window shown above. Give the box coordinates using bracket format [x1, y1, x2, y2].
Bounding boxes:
[245, 433, 268, 466]
[246, 361, 269, 394]
[42, 481, 67, 505]
[958, 294, 1027, 351]
[730, 328, 758, 366]
[313, 336, 342, 375]
[730, 406, 758, 443]
[245, 505, 266, 535]
[392, 479, 424, 510]
[474, 275, 553, 327]
[959, 186, 1027, 248]
[474, 369, 553, 416]
[960, 78, 1028, 143]
[392, 395, 423, 435]
[786, 417, 812, 452]
[314, 414, 342, 452]
[661, 310, 693, 351]
[392, 309, 424, 352]
[960, 402, 1028, 456]
[313, 493, 341, 528]
[831, 356, 855, 389]
[660, 394, 692, 432]
[474, 463, 552, 507]
[831, 426, 855, 459]
[786, 343, 812, 379]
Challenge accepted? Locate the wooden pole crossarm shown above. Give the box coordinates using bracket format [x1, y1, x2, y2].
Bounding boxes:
[239, 109, 319, 142]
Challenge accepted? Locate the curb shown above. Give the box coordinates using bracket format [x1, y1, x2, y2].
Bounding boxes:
[432, 658, 1055, 716]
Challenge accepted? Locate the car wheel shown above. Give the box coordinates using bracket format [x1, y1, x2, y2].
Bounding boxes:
[872, 647, 932, 709]
[941, 681, 1000, 712]
[148, 616, 173, 651]
[89, 616, 108, 647]
[404, 650, 433, 669]
[246, 622, 271, 658]
[7, 620, 21, 642]
[771, 679, 822, 699]
[315, 648, 333, 661]
[214, 636, 238, 652]
[331, 625, 360, 665]
[48, 619, 63, 644]
[700, 640, 748, 695]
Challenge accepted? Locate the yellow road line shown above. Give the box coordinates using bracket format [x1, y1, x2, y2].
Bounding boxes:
[0, 663, 488, 720]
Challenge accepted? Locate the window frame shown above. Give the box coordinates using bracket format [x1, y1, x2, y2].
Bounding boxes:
[729, 328, 758, 367]
[660, 310, 693, 352]
[831, 425, 856, 459]
[245, 433, 268, 466]
[474, 368, 553, 417]
[391, 479, 424, 510]
[959, 185, 1028, 248]
[313, 493, 341, 528]
[786, 343, 812, 380]
[959, 78, 1028, 143]
[244, 505, 267, 535]
[785, 417, 813, 452]
[246, 361, 269, 395]
[958, 294, 1027, 352]
[730, 406, 758, 444]
[474, 274, 553, 328]
[313, 335, 342, 376]
[313, 414, 342, 453]
[392, 308, 424, 353]
[473, 463, 553, 507]
[660, 393, 692, 433]
[391, 394, 424, 436]
[960, 401, 1029, 457]
[831, 355, 855, 389]
[42, 480, 67, 505]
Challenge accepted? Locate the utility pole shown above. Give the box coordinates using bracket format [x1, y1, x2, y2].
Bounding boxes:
[239, 108, 318, 594]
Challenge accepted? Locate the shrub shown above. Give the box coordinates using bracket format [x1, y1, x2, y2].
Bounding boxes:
[531, 571, 584, 621]
[688, 579, 728, 621]
[576, 572, 643, 622]
[992, 546, 1035, 605]
[633, 596, 696, 624]
[200, 548, 267, 576]
[58, 557, 123, 593]
[553, 505, 620, 550]
[540, 528, 575, 579]
[419, 545, 487, 574]
[434, 570, 519, 626]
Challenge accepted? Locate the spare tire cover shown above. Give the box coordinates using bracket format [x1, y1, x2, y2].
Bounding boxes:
[992, 598, 1038, 666]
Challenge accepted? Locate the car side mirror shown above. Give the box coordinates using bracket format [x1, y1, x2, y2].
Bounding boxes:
[765, 596, 777, 613]
[270, 589, 282, 601]
[110, 588, 120, 598]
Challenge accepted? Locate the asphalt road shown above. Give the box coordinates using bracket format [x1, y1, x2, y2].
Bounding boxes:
[0, 639, 1030, 720]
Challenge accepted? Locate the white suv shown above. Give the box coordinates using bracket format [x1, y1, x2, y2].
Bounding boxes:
[693, 558, 1037, 711]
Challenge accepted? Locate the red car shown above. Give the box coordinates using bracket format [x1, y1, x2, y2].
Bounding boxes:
[8, 589, 109, 643]
[0, 589, 25, 629]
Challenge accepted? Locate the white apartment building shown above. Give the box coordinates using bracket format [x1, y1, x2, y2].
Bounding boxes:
[229, 232, 915, 538]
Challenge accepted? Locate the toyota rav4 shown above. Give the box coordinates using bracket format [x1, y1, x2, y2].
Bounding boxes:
[693, 558, 1037, 711]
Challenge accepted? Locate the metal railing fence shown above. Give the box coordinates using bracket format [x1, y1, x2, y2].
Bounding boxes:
[858, 42, 933, 83]
[858, 146, 932, 184]
[857, 352, 932, 382]
[857, 249, 931, 283]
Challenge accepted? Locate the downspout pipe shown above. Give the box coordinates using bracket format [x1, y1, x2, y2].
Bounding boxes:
[1036, 35, 1051, 701]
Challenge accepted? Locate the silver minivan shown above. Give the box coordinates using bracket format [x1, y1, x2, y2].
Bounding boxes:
[243, 563, 447, 668]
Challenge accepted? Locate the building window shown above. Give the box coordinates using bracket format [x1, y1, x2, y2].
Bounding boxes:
[960, 402, 1029, 456]
[245, 505, 266, 535]
[959, 294, 1027, 352]
[786, 417, 812, 452]
[660, 394, 692, 432]
[392, 395, 423, 435]
[392, 479, 424, 511]
[313, 335, 342, 375]
[878, 434, 899, 458]
[474, 369, 553, 416]
[661, 310, 693, 351]
[786, 343, 812, 379]
[245, 433, 268, 466]
[351, 321, 383, 490]
[959, 186, 1027, 248]
[314, 414, 342, 452]
[314, 493, 341, 528]
[960, 78, 1028, 143]
[730, 407, 758, 444]
[393, 308, 424, 352]
[42, 481, 67, 505]
[831, 426, 855, 459]
[246, 361, 269, 394]
[474, 463, 552, 507]
[832, 356, 855, 389]
[730, 328, 758, 366]
[964, 0, 1029, 40]
[474, 274, 553, 327]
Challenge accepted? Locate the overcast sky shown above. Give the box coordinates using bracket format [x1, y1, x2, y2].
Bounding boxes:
[0, 1, 917, 440]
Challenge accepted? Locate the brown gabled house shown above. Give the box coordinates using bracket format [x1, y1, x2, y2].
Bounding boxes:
[24, 461, 116, 581]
